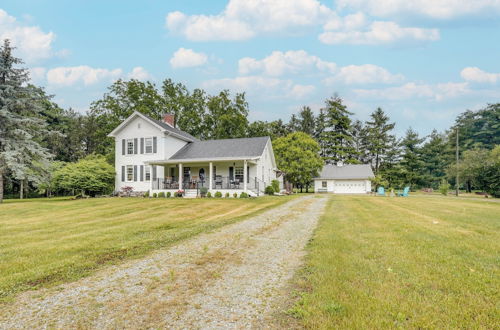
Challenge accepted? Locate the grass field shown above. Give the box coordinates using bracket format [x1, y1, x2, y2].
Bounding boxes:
[290, 195, 500, 329]
[0, 196, 291, 301]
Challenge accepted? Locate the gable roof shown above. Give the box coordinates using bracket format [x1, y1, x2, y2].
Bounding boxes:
[315, 164, 374, 180]
[169, 136, 270, 161]
[141, 113, 198, 142]
[107, 111, 197, 142]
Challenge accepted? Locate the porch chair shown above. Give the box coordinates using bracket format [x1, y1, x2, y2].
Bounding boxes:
[215, 175, 223, 188]
[377, 186, 385, 196]
[398, 186, 410, 197]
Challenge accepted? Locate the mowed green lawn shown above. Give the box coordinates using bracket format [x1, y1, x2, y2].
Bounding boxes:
[291, 195, 499, 329]
[0, 196, 291, 301]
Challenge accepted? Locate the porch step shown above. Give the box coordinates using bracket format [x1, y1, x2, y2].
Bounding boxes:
[184, 189, 198, 198]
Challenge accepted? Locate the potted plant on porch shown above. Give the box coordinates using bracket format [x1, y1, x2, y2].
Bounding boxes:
[176, 189, 184, 197]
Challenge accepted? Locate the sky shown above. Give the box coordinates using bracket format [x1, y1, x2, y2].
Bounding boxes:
[1, 0, 499, 136]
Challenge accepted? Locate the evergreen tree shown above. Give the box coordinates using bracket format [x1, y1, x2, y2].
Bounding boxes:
[399, 127, 425, 187]
[0, 39, 53, 202]
[297, 106, 316, 136]
[318, 96, 355, 164]
[364, 107, 396, 174]
[419, 130, 448, 188]
[350, 119, 368, 163]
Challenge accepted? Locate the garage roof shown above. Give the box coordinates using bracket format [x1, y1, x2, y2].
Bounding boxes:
[315, 164, 374, 180]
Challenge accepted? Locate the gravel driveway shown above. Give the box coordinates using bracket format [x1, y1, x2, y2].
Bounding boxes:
[1, 195, 327, 329]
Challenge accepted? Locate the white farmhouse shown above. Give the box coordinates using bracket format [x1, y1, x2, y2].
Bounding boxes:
[108, 111, 279, 197]
[314, 164, 374, 194]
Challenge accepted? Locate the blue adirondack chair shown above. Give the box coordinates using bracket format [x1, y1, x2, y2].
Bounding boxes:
[377, 186, 385, 196]
[398, 186, 410, 197]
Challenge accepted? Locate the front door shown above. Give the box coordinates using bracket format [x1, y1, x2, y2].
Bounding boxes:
[229, 166, 234, 181]
[199, 168, 205, 185]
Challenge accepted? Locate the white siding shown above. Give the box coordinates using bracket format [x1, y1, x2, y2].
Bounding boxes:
[314, 179, 372, 194]
[114, 116, 188, 193]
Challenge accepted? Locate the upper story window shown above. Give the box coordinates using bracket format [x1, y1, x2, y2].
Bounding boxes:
[126, 139, 134, 155]
[145, 138, 153, 154]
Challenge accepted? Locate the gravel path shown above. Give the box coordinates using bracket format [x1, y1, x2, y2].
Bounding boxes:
[1, 195, 327, 329]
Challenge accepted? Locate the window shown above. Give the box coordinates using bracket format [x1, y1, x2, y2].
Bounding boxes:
[322, 181, 327, 188]
[145, 137, 153, 154]
[126, 139, 134, 155]
[145, 166, 151, 181]
[126, 165, 133, 181]
[235, 167, 244, 182]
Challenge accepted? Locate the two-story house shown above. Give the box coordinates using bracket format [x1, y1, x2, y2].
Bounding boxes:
[108, 111, 280, 197]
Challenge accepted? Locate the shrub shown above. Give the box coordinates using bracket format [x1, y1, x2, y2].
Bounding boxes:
[265, 185, 275, 195]
[158, 192, 165, 198]
[439, 179, 450, 195]
[271, 180, 280, 193]
[233, 192, 238, 198]
[240, 192, 249, 198]
[152, 192, 157, 198]
[121, 186, 134, 197]
[199, 187, 208, 197]
[175, 190, 184, 197]
[214, 191, 222, 198]
[207, 192, 212, 198]
[225, 192, 230, 198]
[166, 191, 171, 198]
[144, 190, 150, 198]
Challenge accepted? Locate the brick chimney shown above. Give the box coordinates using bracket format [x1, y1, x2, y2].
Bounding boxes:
[163, 113, 175, 127]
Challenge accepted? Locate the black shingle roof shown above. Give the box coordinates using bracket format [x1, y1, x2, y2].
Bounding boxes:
[169, 136, 270, 160]
[315, 164, 374, 179]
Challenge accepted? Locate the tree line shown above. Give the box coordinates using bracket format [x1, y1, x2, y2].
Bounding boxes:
[1, 39, 499, 201]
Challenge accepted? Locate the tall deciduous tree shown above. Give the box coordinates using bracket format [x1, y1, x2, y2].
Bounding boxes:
[273, 132, 324, 192]
[0, 39, 53, 202]
[364, 107, 396, 174]
[204, 90, 249, 139]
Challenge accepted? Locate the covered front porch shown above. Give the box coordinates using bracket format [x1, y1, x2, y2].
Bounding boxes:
[147, 158, 265, 197]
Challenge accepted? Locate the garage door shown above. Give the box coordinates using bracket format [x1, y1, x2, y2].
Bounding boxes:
[334, 180, 366, 194]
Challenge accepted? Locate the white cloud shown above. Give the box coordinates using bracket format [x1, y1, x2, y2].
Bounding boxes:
[127, 66, 152, 81]
[319, 21, 439, 45]
[170, 48, 208, 68]
[324, 64, 404, 85]
[166, 0, 334, 41]
[354, 82, 470, 101]
[202, 75, 315, 100]
[46, 66, 123, 86]
[460, 67, 500, 84]
[238, 50, 336, 76]
[0, 9, 56, 63]
[29, 67, 47, 83]
[336, 0, 500, 20]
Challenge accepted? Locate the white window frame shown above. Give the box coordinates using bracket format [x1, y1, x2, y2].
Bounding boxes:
[126, 165, 134, 182]
[126, 139, 134, 155]
[235, 167, 244, 182]
[145, 137, 153, 154]
[145, 165, 151, 181]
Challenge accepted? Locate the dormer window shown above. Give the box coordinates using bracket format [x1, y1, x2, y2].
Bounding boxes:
[145, 138, 153, 154]
[126, 139, 134, 155]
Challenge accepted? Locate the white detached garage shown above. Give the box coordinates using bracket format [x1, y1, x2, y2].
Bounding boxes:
[314, 164, 374, 194]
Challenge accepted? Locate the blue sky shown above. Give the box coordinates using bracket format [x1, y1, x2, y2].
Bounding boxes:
[1, 0, 499, 136]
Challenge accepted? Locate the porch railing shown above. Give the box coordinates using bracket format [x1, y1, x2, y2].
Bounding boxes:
[152, 176, 264, 193]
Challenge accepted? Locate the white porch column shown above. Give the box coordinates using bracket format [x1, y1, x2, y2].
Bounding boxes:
[209, 162, 213, 190]
[179, 163, 183, 188]
[243, 159, 248, 192]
